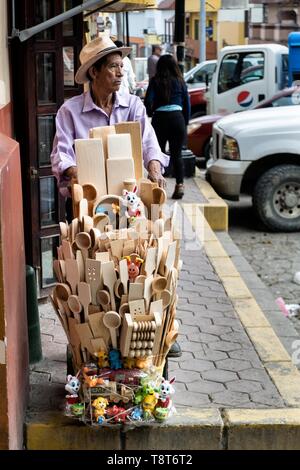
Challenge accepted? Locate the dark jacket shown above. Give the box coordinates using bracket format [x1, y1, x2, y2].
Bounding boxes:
[144, 77, 191, 125]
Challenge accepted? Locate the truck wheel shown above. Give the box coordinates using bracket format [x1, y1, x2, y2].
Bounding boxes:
[203, 140, 211, 162]
[253, 165, 300, 232]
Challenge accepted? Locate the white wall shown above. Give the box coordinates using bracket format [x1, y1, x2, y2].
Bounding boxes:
[126, 9, 173, 38]
[0, 0, 10, 106]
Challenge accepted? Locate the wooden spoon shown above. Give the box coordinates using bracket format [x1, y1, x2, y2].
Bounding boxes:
[103, 311, 121, 349]
[75, 232, 91, 260]
[71, 184, 83, 218]
[59, 222, 68, 240]
[67, 295, 82, 323]
[96, 289, 110, 312]
[152, 187, 166, 220]
[152, 275, 167, 294]
[93, 213, 110, 232]
[82, 183, 98, 217]
[54, 283, 71, 316]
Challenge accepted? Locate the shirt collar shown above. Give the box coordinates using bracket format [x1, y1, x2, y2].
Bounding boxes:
[83, 89, 130, 113]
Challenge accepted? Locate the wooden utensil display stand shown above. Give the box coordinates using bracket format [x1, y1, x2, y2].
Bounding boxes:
[51, 122, 181, 390]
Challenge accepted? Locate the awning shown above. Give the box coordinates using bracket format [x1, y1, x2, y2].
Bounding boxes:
[11, 0, 156, 42]
[88, 0, 156, 12]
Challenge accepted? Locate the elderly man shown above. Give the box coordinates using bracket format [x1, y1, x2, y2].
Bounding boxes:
[51, 35, 168, 199]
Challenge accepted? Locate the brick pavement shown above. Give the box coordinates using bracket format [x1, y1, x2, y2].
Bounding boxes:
[29, 176, 289, 412]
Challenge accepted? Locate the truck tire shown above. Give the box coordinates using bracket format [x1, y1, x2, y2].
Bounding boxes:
[203, 140, 211, 162]
[253, 164, 300, 232]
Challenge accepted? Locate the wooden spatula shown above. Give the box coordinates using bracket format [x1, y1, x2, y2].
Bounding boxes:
[78, 282, 91, 323]
[65, 258, 80, 295]
[85, 259, 102, 305]
[102, 261, 117, 311]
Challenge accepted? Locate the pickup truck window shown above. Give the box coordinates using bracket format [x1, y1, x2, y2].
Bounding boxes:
[218, 52, 265, 93]
[186, 62, 216, 84]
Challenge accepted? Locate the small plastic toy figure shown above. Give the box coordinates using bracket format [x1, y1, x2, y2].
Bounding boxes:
[142, 392, 158, 419]
[107, 405, 128, 423]
[109, 349, 123, 369]
[123, 357, 136, 369]
[156, 377, 175, 411]
[65, 373, 81, 415]
[124, 255, 144, 282]
[65, 374, 81, 396]
[92, 396, 109, 423]
[122, 186, 142, 220]
[70, 402, 85, 417]
[135, 357, 149, 369]
[94, 350, 110, 369]
[154, 406, 169, 422]
[131, 406, 143, 421]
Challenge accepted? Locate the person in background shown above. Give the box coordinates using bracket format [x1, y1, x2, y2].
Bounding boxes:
[147, 45, 162, 81]
[51, 35, 168, 217]
[113, 39, 136, 94]
[144, 54, 191, 199]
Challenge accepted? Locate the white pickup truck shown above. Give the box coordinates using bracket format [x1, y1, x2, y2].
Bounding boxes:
[206, 105, 300, 231]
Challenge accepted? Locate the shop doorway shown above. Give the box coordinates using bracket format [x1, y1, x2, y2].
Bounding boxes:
[10, 0, 83, 297]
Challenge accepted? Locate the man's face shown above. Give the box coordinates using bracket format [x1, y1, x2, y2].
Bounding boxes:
[155, 47, 162, 57]
[90, 53, 124, 93]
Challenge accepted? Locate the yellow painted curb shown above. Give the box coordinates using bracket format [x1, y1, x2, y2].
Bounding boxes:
[182, 203, 300, 406]
[266, 362, 300, 407]
[203, 240, 229, 258]
[209, 257, 240, 278]
[232, 298, 271, 328]
[193, 174, 228, 231]
[225, 407, 300, 423]
[225, 408, 300, 450]
[246, 327, 291, 362]
[221, 276, 253, 299]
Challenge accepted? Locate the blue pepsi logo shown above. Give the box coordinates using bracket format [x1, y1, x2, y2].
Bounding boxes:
[237, 91, 253, 108]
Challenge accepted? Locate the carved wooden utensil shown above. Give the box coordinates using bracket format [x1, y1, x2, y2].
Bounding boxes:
[103, 311, 121, 349]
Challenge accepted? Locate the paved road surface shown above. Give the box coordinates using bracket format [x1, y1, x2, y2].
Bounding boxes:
[227, 195, 300, 335]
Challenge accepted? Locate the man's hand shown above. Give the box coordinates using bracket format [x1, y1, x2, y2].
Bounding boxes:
[63, 166, 78, 181]
[147, 160, 166, 189]
[63, 166, 78, 193]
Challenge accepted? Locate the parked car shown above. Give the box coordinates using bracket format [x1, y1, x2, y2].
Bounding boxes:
[184, 60, 216, 89]
[134, 60, 217, 118]
[188, 86, 300, 164]
[206, 103, 300, 232]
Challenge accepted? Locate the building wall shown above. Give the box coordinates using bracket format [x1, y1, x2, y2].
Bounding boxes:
[217, 8, 248, 50]
[0, 1, 12, 137]
[186, 0, 221, 13]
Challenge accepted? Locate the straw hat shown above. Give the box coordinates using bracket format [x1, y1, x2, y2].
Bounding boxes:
[75, 35, 131, 84]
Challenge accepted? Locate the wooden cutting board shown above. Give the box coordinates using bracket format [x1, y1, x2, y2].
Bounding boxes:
[74, 138, 107, 200]
[115, 122, 144, 181]
[107, 133, 133, 159]
[106, 158, 135, 195]
[89, 125, 116, 161]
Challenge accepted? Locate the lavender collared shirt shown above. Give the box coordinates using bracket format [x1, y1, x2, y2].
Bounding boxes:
[51, 89, 169, 197]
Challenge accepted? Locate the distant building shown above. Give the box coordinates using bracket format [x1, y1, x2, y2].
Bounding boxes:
[217, 0, 250, 51]
[250, 0, 300, 45]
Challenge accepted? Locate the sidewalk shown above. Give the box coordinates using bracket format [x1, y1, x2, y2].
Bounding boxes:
[26, 174, 300, 450]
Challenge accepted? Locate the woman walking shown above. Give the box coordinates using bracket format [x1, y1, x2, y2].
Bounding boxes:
[145, 54, 190, 199]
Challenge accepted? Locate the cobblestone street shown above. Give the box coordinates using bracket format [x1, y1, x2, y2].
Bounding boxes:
[227, 196, 300, 335]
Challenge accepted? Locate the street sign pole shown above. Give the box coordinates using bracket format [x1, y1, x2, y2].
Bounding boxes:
[199, 0, 206, 63]
[174, 0, 185, 73]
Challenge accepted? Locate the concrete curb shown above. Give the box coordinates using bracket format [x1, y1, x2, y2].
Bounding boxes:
[26, 409, 223, 450]
[26, 407, 300, 450]
[193, 174, 228, 231]
[224, 408, 300, 450]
